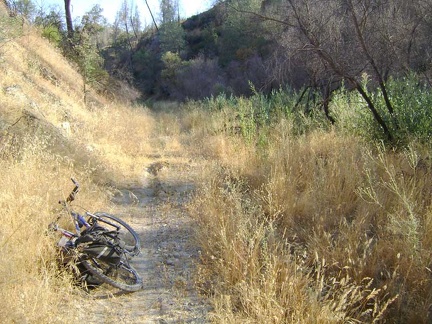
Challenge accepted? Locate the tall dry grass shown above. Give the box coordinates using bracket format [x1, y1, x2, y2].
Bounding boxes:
[0, 103, 157, 322]
[0, 134, 110, 322]
[73, 103, 156, 184]
[0, 94, 156, 323]
[0, 14, 157, 322]
[188, 115, 432, 322]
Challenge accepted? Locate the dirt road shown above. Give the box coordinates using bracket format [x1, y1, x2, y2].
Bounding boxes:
[83, 157, 211, 323]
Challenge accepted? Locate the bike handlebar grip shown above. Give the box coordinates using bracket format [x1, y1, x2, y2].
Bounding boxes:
[66, 178, 80, 202]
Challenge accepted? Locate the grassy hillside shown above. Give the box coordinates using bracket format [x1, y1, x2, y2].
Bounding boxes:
[0, 5, 156, 321]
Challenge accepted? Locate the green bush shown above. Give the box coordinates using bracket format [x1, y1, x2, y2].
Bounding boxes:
[332, 75, 432, 146]
[41, 25, 62, 46]
[198, 87, 331, 145]
[385, 75, 432, 145]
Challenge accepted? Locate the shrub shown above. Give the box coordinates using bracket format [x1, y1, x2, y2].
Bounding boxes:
[41, 25, 62, 46]
[332, 74, 432, 146]
[385, 74, 432, 145]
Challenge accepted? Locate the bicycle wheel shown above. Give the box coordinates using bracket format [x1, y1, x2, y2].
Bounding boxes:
[88, 212, 141, 257]
[81, 257, 143, 292]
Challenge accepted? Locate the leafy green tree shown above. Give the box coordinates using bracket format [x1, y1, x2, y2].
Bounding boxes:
[66, 5, 110, 103]
[218, 0, 267, 66]
[80, 5, 105, 34]
[159, 0, 178, 24]
[35, 9, 63, 30]
[132, 47, 162, 94]
[8, 0, 35, 21]
[74, 29, 109, 103]
[157, 0, 185, 54]
[79, 4, 107, 49]
[159, 21, 185, 53]
[34, 8, 64, 46]
[161, 51, 182, 80]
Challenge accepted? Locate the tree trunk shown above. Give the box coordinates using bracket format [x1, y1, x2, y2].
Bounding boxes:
[347, 0, 395, 117]
[144, 0, 158, 31]
[351, 79, 393, 142]
[64, 0, 73, 39]
[322, 83, 336, 125]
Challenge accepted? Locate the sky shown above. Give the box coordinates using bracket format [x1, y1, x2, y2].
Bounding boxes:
[38, 0, 213, 25]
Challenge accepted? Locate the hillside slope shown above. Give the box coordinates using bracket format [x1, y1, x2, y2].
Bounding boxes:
[1, 7, 102, 164]
[1, 11, 101, 121]
[0, 3, 156, 181]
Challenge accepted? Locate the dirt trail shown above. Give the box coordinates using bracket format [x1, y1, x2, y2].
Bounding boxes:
[84, 156, 211, 323]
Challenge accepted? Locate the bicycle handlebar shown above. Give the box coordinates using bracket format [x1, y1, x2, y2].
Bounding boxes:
[60, 178, 80, 205]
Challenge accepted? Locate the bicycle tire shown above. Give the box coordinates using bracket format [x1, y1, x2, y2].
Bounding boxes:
[81, 257, 143, 292]
[89, 212, 141, 257]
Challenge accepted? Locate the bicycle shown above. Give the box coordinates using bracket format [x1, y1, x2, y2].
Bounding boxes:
[49, 178, 143, 292]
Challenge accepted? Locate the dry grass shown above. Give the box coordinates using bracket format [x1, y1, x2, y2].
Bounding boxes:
[188, 116, 432, 322]
[0, 135, 109, 322]
[0, 107, 157, 322]
[0, 14, 157, 322]
[75, 103, 156, 183]
[1, 23, 156, 183]
[2, 4, 432, 322]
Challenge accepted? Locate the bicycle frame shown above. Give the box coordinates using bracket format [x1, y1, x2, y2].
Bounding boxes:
[56, 179, 123, 236]
[50, 178, 143, 291]
[57, 178, 90, 236]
